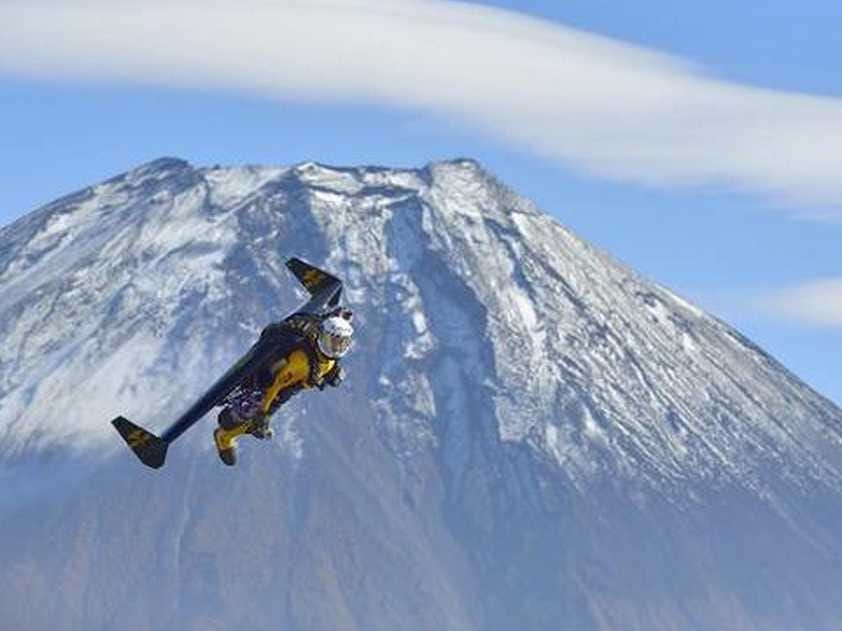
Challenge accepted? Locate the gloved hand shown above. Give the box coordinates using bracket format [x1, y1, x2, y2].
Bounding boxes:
[326, 365, 345, 388]
[249, 415, 273, 440]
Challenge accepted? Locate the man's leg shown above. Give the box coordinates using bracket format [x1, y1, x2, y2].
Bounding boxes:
[213, 389, 264, 466]
[214, 385, 289, 464]
[214, 407, 251, 466]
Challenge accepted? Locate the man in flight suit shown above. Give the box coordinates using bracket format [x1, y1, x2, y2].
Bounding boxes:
[213, 308, 354, 465]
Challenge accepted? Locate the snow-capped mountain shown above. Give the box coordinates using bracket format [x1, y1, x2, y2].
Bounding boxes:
[1, 157, 841, 630]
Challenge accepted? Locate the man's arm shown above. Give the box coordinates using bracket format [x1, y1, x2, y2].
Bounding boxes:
[322, 363, 344, 388]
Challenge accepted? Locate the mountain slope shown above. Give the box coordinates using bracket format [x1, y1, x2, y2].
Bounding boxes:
[1, 157, 841, 630]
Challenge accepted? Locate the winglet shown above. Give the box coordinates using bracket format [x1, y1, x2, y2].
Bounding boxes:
[286, 257, 343, 312]
[111, 416, 169, 469]
[286, 258, 340, 297]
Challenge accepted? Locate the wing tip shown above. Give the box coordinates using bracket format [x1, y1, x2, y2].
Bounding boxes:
[111, 416, 168, 469]
[285, 257, 341, 295]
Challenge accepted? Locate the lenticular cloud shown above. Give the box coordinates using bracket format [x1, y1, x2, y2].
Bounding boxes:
[759, 278, 842, 327]
[2, 0, 842, 212]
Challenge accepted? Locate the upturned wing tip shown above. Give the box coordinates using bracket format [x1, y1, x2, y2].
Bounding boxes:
[111, 416, 168, 469]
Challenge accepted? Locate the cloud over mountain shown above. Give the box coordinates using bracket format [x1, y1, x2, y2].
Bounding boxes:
[2, 0, 842, 213]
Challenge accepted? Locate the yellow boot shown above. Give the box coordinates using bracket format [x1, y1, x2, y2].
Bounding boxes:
[213, 421, 250, 466]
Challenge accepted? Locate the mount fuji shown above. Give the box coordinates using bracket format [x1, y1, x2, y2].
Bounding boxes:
[1, 157, 841, 630]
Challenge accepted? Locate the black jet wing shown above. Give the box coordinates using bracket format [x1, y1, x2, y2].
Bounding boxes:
[285, 257, 342, 316]
[111, 337, 277, 468]
[111, 257, 344, 469]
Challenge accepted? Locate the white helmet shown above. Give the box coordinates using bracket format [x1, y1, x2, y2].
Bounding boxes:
[318, 315, 354, 359]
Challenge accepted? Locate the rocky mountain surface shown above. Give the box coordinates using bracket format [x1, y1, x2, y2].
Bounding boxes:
[1, 157, 841, 630]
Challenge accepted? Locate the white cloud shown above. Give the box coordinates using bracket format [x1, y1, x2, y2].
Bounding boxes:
[756, 278, 842, 327]
[2, 0, 842, 213]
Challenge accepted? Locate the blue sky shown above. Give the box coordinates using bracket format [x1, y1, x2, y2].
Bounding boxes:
[1, 1, 840, 404]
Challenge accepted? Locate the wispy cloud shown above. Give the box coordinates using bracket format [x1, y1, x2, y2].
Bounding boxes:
[754, 278, 842, 328]
[2, 0, 842, 214]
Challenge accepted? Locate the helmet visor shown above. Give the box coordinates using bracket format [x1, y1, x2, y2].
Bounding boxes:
[319, 330, 352, 358]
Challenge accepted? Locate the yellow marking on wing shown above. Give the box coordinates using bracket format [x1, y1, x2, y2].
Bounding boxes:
[301, 268, 324, 289]
[127, 429, 150, 449]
